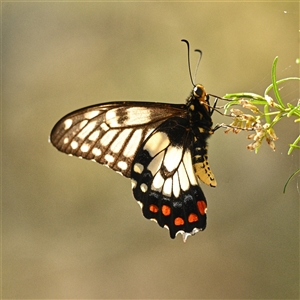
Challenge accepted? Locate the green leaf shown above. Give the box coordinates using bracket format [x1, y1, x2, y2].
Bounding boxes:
[271, 57, 285, 108]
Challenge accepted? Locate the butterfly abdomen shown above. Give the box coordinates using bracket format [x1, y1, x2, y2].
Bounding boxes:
[187, 85, 217, 188]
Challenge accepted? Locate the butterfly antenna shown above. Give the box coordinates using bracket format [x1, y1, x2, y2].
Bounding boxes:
[194, 49, 202, 83]
[181, 39, 196, 87]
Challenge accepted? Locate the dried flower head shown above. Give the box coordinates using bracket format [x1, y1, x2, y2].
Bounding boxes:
[247, 122, 278, 151]
[239, 99, 260, 113]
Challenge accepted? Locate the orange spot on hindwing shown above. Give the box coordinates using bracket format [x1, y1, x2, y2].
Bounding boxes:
[174, 217, 184, 226]
[197, 200, 207, 215]
[162, 205, 171, 216]
[188, 213, 199, 223]
[149, 204, 159, 213]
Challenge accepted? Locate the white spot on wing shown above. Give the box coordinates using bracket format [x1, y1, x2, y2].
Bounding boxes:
[64, 119, 73, 130]
[163, 146, 183, 172]
[92, 148, 101, 156]
[133, 163, 144, 174]
[117, 161, 128, 170]
[71, 141, 78, 149]
[63, 137, 69, 144]
[163, 177, 172, 197]
[104, 154, 114, 163]
[144, 132, 169, 157]
[84, 110, 100, 119]
[80, 143, 90, 153]
[140, 183, 148, 193]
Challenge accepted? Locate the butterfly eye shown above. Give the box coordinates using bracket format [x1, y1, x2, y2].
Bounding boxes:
[193, 84, 205, 98]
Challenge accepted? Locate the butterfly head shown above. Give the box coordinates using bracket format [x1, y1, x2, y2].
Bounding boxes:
[191, 84, 212, 113]
[193, 84, 207, 103]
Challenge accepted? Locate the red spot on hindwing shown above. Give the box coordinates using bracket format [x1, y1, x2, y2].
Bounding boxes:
[197, 200, 207, 215]
[162, 205, 171, 216]
[188, 213, 199, 223]
[174, 217, 184, 226]
[149, 204, 159, 213]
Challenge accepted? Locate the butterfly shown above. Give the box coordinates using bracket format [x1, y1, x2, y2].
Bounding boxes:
[50, 41, 218, 242]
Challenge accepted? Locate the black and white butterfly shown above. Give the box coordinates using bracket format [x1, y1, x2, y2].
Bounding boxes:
[50, 42, 218, 242]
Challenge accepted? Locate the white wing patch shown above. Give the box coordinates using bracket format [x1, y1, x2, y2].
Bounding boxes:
[100, 123, 109, 131]
[77, 121, 97, 139]
[164, 146, 183, 172]
[163, 177, 172, 197]
[84, 110, 100, 119]
[183, 150, 197, 186]
[178, 163, 189, 191]
[88, 130, 100, 141]
[100, 129, 120, 146]
[125, 107, 151, 125]
[147, 151, 164, 175]
[152, 172, 164, 191]
[141, 130, 197, 198]
[123, 129, 144, 157]
[143, 132, 169, 157]
[173, 171, 180, 198]
[106, 107, 152, 128]
[110, 128, 133, 153]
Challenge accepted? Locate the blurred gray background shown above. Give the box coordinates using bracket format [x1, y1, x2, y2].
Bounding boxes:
[2, 1, 299, 299]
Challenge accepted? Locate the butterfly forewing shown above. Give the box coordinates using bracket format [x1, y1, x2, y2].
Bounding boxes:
[50, 101, 187, 177]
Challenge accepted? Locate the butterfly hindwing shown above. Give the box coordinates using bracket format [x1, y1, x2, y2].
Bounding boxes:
[50, 101, 187, 177]
[131, 117, 207, 240]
